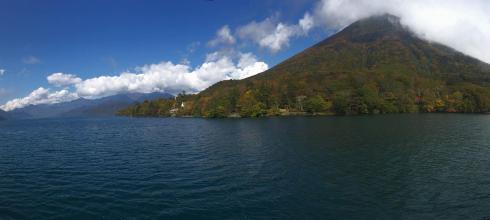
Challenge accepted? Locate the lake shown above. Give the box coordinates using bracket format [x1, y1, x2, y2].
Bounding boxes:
[0, 114, 489, 219]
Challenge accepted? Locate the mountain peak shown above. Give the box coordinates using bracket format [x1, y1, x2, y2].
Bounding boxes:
[265, 13, 490, 81]
[325, 14, 409, 45]
[358, 14, 402, 27]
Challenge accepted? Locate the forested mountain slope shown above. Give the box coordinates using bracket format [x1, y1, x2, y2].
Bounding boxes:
[119, 15, 490, 117]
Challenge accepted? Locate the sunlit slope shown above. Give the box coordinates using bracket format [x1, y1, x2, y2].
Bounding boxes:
[120, 15, 490, 117]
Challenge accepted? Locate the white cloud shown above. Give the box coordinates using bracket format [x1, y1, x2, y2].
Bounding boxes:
[0, 69, 5, 76]
[75, 51, 268, 98]
[2, 50, 268, 111]
[208, 25, 236, 47]
[314, 0, 490, 63]
[237, 13, 315, 53]
[0, 87, 78, 111]
[236, 53, 270, 79]
[22, 56, 41, 65]
[299, 13, 315, 34]
[47, 73, 82, 87]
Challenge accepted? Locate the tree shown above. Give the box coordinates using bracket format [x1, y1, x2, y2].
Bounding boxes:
[303, 95, 331, 113]
[238, 90, 266, 117]
[206, 105, 227, 118]
[333, 92, 350, 115]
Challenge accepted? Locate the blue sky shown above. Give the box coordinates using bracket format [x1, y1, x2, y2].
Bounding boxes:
[1, 0, 489, 111]
[0, 0, 326, 106]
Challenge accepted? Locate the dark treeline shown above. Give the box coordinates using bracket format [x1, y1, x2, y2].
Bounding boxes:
[117, 72, 490, 118]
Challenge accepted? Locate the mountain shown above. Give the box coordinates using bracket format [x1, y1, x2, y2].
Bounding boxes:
[59, 92, 173, 117]
[119, 15, 490, 117]
[0, 109, 10, 120]
[9, 92, 172, 119]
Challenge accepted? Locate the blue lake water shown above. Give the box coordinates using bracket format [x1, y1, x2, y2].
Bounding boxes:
[0, 114, 489, 219]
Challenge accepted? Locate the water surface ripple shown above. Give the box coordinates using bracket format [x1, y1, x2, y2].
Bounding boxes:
[0, 114, 489, 219]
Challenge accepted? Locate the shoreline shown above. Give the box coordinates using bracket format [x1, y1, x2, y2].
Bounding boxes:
[118, 111, 490, 119]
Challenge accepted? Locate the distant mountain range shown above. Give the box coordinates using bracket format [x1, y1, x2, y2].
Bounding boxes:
[0, 109, 10, 120]
[3, 92, 172, 119]
[119, 14, 490, 117]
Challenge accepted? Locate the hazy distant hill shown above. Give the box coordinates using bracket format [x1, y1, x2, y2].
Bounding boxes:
[59, 93, 173, 117]
[0, 109, 9, 120]
[10, 92, 172, 119]
[120, 15, 490, 117]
